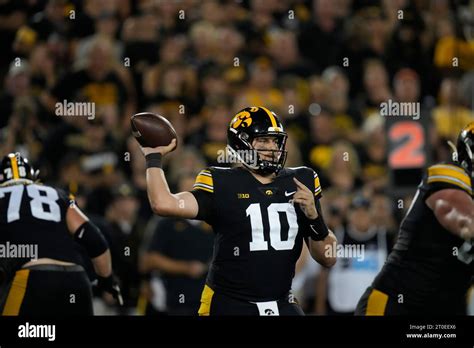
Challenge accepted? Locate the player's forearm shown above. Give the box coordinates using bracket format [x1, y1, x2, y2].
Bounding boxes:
[146, 168, 180, 216]
[443, 210, 467, 236]
[434, 201, 473, 239]
[309, 231, 337, 268]
[428, 190, 474, 240]
[92, 250, 113, 278]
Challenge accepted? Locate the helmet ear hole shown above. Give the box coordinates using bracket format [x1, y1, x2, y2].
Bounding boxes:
[237, 132, 252, 150]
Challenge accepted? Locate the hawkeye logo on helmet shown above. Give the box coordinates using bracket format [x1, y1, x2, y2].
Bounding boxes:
[231, 111, 252, 129]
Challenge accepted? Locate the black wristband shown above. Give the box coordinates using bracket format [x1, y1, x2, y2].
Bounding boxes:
[97, 275, 114, 290]
[307, 216, 329, 241]
[145, 153, 163, 169]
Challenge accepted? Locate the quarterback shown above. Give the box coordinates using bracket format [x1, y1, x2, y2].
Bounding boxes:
[140, 106, 337, 315]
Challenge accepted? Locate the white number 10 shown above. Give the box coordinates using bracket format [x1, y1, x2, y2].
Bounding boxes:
[246, 203, 298, 251]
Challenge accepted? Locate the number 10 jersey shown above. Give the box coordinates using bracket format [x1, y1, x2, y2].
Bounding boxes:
[191, 166, 322, 302]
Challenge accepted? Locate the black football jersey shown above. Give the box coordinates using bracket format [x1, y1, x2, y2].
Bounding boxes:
[0, 183, 83, 270]
[191, 166, 322, 302]
[373, 162, 474, 310]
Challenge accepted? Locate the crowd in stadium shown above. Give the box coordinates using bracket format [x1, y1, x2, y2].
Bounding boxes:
[0, 0, 473, 315]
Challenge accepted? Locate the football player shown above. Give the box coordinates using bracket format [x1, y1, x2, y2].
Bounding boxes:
[0, 153, 122, 315]
[140, 106, 337, 315]
[355, 123, 474, 315]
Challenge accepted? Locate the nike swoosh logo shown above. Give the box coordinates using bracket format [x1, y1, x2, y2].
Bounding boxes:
[285, 191, 296, 197]
[310, 225, 319, 235]
[78, 228, 85, 239]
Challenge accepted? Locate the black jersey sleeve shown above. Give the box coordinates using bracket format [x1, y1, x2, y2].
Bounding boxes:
[313, 169, 323, 200]
[190, 168, 215, 223]
[295, 166, 323, 200]
[423, 163, 472, 199]
[55, 187, 75, 215]
[293, 167, 328, 238]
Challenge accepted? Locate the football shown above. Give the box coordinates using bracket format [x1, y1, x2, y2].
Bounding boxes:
[131, 112, 178, 150]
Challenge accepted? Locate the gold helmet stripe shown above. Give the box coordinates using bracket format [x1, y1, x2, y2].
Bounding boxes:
[10, 154, 20, 179]
[259, 106, 280, 130]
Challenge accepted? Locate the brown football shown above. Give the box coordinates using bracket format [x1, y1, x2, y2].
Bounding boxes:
[131, 112, 178, 150]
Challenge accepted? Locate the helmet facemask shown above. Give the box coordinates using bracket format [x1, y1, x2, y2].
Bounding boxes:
[457, 136, 474, 181]
[227, 129, 288, 175]
[251, 133, 288, 175]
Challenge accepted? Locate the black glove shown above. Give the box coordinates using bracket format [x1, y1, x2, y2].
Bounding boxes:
[96, 274, 124, 306]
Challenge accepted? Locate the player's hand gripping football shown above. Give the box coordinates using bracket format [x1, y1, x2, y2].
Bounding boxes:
[140, 138, 177, 157]
[292, 178, 318, 220]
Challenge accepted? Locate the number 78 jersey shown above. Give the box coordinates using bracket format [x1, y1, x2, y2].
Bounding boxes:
[191, 166, 322, 302]
[0, 184, 81, 264]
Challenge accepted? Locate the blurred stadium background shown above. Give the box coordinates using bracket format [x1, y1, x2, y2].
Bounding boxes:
[0, 0, 473, 315]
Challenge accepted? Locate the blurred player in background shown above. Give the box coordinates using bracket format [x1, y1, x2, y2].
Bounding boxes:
[0, 152, 121, 315]
[140, 106, 337, 316]
[356, 124, 474, 315]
